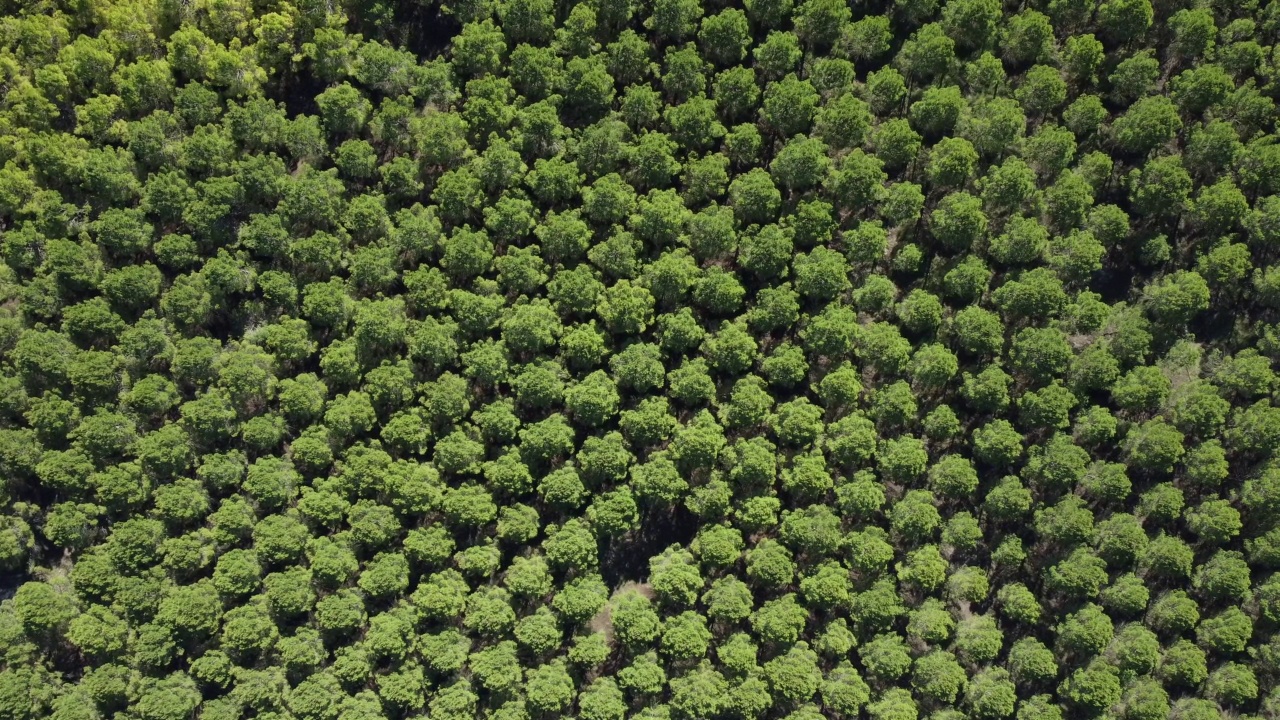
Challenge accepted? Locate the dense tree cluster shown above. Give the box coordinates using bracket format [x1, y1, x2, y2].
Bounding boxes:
[1, 0, 1280, 719]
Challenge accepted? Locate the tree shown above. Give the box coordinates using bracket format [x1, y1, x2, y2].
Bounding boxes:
[1007, 638, 1058, 686]
[927, 137, 979, 189]
[964, 668, 1016, 719]
[1016, 66, 1067, 116]
[897, 23, 956, 82]
[761, 75, 819, 138]
[997, 583, 1042, 625]
[579, 678, 627, 720]
[1089, 511, 1145, 568]
[1204, 662, 1257, 706]
[1128, 155, 1192, 218]
[1097, 574, 1148, 620]
[648, 0, 702, 40]
[1153, 642, 1208, 692]
[928, 193, 985, 253]
[1124, 419, 1186, 474]
[1095, 0, 1152, 44]
[1196, 606, 1253, 655]
[649, 545, 703, 606]
[928, 455, 978, 499]
[660, 610, 711, 660]
[771, 136, 831, 192]
[565, 371, 621, 428]
[897, 544, 947, 592]
[1185, 502, 1242, 547]
[1112, 97, 1181, 157]
[698, 9, 750, 66]
[527, 660, 576, 714]
[954, 98, 1025, 161]
[1146, 590, 1200, 636]
[913, 651, 968, 704]
[669, 662, 730, 719]
[972, 420, 1024, 466]
[1059, 661, 1121, 712]
[867, 689, 918, 720]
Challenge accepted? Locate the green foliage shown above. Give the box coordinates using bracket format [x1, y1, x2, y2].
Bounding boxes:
[0, 2, 1270, 719]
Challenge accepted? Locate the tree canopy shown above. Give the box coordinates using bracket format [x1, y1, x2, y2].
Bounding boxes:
[0, 0, 1278, 719]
